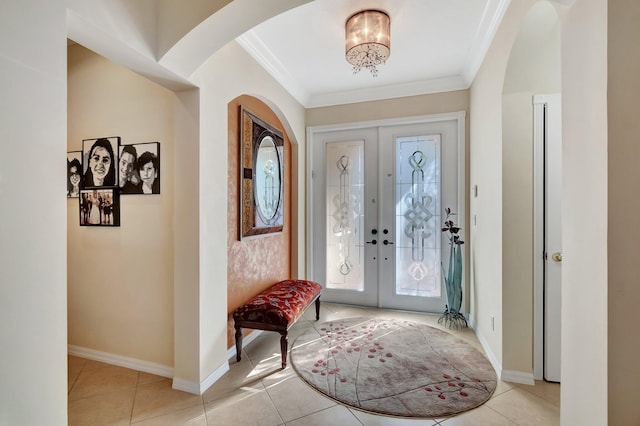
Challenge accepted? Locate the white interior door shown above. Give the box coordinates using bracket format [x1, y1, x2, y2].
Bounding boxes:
[309, 115, 464, 313]
[543, 94, 562, 382]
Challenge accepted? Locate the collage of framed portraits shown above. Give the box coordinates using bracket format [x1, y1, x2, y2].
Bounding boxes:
[67, 137, 160, 227]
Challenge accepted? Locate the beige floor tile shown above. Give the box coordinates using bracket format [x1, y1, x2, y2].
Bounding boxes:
[438, 405, 516, 425]
[138, 371, 168, 386]
[68, 355, 87, 392]
[485, 387, 560, 426]
[205, 388, 283, 426]
[69, 364, 139, 401]
[68, 388, 135, 426]
[131, 378, 203, 423]
[265, 376, 336, 422]
[491, 380, 515, 399]
[82, 358, 115, 372]
[517, 380, 560, 407]
[286, 405, 361, 426]
[351, 409, 438, 425]
[131, 403, 207, 425]
[203, 356, 267, 403]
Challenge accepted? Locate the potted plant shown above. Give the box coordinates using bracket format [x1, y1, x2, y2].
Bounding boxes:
[438, 208, 468, 329]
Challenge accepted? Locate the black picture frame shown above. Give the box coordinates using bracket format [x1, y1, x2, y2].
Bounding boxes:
[67, 151, 82, 198]
[79, 188, 121, 227]
[118, 142, 160, 195]
[82, 137, 120, 189]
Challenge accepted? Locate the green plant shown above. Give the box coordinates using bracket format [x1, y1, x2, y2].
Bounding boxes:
[438, 208, 467, 329]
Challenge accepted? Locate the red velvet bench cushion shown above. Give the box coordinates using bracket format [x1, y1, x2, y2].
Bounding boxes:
[233, 279, 322, 368]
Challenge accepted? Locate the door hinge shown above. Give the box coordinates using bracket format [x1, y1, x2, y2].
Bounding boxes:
[544, 251, 548, 261]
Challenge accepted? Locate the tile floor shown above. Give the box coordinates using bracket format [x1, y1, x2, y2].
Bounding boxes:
[68, 303, 560, 425]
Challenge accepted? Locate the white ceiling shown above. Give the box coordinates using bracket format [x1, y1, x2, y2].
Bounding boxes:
[236, 0, 509, 108]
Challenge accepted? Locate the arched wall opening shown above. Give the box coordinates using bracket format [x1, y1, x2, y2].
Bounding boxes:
[501, 0, 560, 378]
[226, 94, 296, 349]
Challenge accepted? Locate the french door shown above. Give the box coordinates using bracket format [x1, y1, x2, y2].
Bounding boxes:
[308, 114, 465, 313]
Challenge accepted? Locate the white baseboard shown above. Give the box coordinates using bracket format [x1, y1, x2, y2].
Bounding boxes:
[226, 329, 263, 360]
[172, 361, 230, 395]
[502, 369, 535, 385]
[469, 327, 536, 386]
[472, 326, 502, 378]
[68, 345, 173, 378]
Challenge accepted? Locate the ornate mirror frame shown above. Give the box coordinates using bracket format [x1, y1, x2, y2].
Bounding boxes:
[240, 107, 285, 239]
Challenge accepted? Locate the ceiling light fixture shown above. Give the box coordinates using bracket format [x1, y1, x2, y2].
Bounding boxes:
[345, 9, 390, 77]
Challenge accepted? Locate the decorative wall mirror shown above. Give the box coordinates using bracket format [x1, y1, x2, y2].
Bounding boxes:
[240, 107, 285, 239]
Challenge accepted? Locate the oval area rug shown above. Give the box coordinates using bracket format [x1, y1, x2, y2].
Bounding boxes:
[291, 317, 497, 418]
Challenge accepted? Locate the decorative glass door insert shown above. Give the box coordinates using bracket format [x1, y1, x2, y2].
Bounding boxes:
[394, 135, 441, 297]
[325, 140, 364, 291]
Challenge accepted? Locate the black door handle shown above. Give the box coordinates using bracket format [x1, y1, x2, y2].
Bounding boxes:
[383, 239, 394, 245]
[366, 240, 377, 245]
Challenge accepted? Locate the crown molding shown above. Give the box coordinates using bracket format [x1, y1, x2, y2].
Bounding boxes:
[236, 30, 311, 106]
[462, 0, 511, 86]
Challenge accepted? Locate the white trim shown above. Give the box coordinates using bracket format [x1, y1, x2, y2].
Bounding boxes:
[462, 0, 511, 86]
[501, 370, 536, 385]
[532, 96, 546, 380]
[473, 326, 502, 379]
[172, 361, 230, 395]
[226, 329, 263, 360]
[68, 345, 173, 378]
[472, 325, 534, 385]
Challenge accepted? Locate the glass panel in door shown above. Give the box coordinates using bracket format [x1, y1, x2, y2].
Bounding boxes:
[325, 141, 364, 291]
[394, 136, 441, 299]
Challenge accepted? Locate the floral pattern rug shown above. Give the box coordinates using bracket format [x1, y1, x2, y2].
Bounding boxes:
[291, 317, 497, 418]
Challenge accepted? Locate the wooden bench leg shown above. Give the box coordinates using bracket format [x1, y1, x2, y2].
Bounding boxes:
[235, 324, 243, 362]
[279, 332, 288, 369]
[315, 298, 321, 320]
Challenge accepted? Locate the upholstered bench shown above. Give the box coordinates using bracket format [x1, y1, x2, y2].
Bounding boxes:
[233, 279, 322, 368]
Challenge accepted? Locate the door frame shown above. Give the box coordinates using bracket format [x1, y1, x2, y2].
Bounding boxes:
[306, 112, 466, 309]
[533, 94, 561, 380]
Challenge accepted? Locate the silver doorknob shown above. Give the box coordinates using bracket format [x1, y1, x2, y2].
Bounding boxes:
[552, 252, 562, 262]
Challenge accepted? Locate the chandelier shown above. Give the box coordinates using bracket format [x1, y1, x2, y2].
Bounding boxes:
[345, 10, 391, 77]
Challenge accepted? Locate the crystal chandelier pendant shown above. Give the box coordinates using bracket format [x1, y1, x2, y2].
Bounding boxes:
[345, 10, 390, 77]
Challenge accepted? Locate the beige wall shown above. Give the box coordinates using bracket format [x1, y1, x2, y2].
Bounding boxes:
[226, 95, 292, 349]
[0, 2, 68, 423]
[67, 44, 176, 367]
[472, 2, 609, 424]
[608, 1, 640, 424]
[190, 39, 306, 382]
[501, 1, 560, 374]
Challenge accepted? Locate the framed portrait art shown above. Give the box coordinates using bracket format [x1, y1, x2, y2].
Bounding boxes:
[79, 188, 120, 227]
[82, 136, 121, 189]
[239, 107, 285, 239]
[67, 151, 82, 198]
[118, 142, 160, 195]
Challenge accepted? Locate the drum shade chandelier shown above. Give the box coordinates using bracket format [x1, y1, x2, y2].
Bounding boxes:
[345, 10, 390, 77]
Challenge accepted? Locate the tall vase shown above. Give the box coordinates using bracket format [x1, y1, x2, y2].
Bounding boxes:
[439, 242, 467, 328]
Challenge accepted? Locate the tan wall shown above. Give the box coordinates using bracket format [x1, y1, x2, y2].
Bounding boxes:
[67, 44, 176, 367]
[608, 1, 640, 424]
[226, 95, 292, 348]
[501, 1, 560, 374]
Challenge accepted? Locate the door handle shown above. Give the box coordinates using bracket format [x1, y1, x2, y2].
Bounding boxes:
[552, 252, 562, 262]
[366, 240, 377, 245]
[383, 239, 394, 245]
